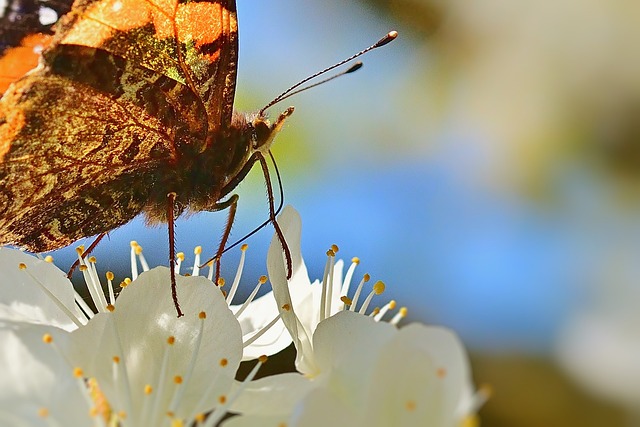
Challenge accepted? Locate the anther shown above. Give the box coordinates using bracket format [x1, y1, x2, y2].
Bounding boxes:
[198, 311, 206, 319]
[18, 262, 27, 270]
[44, 255, 54, 263]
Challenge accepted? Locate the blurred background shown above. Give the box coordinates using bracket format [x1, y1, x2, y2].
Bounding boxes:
[48, 0, 640, 425]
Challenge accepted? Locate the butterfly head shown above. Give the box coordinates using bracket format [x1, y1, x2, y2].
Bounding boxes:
[249, 106, 294, 155]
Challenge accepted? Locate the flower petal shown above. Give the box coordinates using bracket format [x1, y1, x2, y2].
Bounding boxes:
[0, 248, 82, 331]
[68, 267, 243, 424]
[0, 321, 94, 426]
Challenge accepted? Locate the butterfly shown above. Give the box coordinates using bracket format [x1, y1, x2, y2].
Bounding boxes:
[0, 0, 396, 316]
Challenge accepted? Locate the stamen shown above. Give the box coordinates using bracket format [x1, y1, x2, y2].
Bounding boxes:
[340, 257, 360, 301]
[319, 248, 334, 322]
[175, 252, 185, 275]
[44, 255, 54, 263]
[130, 241, 139, 279]
[78, 253, 108, 313]
[233, 276, 267, 319]
[242, 313, 282, 348]
[192, 246, 202, 276]
[137, 244, 149, 272]
[105, 271, 116, 307]
[374, 300, 396, 322]
[390, 307, 408, 325]
[325, 247, 337, 319]
[225, 245, 248, 304]
[358, 280, 385, 315]
[202, 356, 268, 427]
[349, 273, 370, 312]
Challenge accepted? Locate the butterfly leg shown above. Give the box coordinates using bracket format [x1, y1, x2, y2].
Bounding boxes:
[67, 232, 107, 279]
[167, 192, 183, 317]
[209, 194, 239, 286]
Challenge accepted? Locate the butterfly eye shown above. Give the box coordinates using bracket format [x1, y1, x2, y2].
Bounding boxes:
[253, 120, 271, 148]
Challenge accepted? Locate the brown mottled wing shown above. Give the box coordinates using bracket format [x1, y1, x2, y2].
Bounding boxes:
[0, 45, 208, 251]
[53, 0, 239, 136]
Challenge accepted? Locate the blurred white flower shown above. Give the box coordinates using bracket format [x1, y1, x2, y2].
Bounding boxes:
[224, 206, 482, 427]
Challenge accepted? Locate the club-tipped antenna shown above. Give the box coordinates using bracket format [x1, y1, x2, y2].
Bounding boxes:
[273, 62, 363, 106]
[259, 30, 398, 115]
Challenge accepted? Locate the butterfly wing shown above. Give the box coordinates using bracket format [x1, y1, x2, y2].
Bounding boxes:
[0, 0, 239, 251]
[53, 0, 239, 138]
[0, 44, 208, 251]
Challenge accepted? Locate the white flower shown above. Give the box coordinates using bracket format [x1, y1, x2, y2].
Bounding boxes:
[224, 206, 482, 427]
[0, 248, 261, 426]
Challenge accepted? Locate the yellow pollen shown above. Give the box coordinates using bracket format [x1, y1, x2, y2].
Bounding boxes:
[389, 300, 397, 309]
[88, 256, 97, 263]
[399, 307, 408, 317]
[331, 244, 339, 253]
[363, 273, 370, 282]
[73, 367, 84, 378]
[241, 243, 249, 251]
[218, 395, 227, 404]
[76, 245, 85, 254]
[177, 252, 185, 261]
[79, 265, 88, 272]
[135, 246, 143, 255]
[144, 385, 153, 395]
[207, 260, 214, 267]
[221, 289, 227, 298]
[259, 275, 268, 284]
[195, 413, 205, 422]
[38, 407, 49, 417]
[373, 281, 385, 294]
[171, 419, 184, 427]
[113, 356, 120, 364]
[89, 407, 99, 417]
[405, 400, 417, 411]
[351, 257, 360, 264]
[219, 358, 228, 367]
[166, 411, 175, 417]
[437, 367, 447, 378]
[106, 271, 115, 281]
[278, 424, 287, 427]
[340, 296, 352, 305]
[282, 303, 291, 311]
[174, 375, 183, 384]
[130, 241, 138, 248]
[18, 262, 27, 270]
[199, 311, 207, 319]
[44, 255, 54, 263]
[167, 336, 176, 345]
[106, 304, 115, 312]
[217, 277, 225, 287]
[117, 411, 127, 419]
[194, 246, 202, 255]
[371, 307, 380, 315]
[258, 355, 268, 363]
[42, 333, 53, 344]
[326, 249, 335, 257]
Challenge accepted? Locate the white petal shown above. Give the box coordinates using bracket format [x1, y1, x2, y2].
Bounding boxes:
[0, 321, 94, 426]
[69, 267, 243, 423]
[221, 414, 290, 427]
[234, 290, 291, 360]
[267, 206, 315, 374]
[229, 372, 315, 416]
[0, 248, 82, 331]
[312, 310, 396, 380]
[362, 325, 471, 427]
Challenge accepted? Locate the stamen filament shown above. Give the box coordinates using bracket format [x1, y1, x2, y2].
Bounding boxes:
[192, 246, 202, 277]
[202, 357, 267, 427]
[233, 277, 266, 319]
[130, 241, 139, 280]
[349, 274, 370, 312]
[242, 314, 281, 348]
[225, 245, 247, 304]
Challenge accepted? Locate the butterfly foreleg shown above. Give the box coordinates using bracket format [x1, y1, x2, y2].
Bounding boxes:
[206, 194, 239, 288]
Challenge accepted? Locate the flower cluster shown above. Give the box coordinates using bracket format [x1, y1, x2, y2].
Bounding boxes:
[0, 207, 483, 426]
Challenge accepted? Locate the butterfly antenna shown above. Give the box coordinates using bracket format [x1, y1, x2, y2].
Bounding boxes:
[260, 30, 398, 115]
